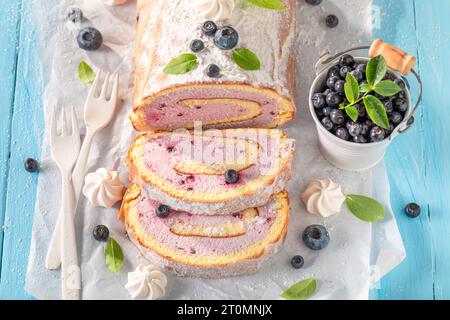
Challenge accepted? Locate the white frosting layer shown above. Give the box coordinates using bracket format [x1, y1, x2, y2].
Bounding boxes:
[193, 0, 235, 21]
[125, 264, 167, 300]
[302, 178, 346, 218]
[102, 0, 128, 6]
[82, 168, 124, 208]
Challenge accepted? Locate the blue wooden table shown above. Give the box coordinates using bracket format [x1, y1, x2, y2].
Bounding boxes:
[0, 0, 448, 300]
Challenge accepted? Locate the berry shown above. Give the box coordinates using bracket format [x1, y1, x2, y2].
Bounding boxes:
[156, 204, 170, 218]
[326, 76, 339, 89]
[326, 92, 341, 107]
[66, 7, 83, 23]
[25, 158, 39, 173]
[93, 225, 109, 241]
[291, 255, 305, 269]
[384, 73, 396, 81]
[386, 123, 395, 136]
[339, 54, 355, 67]
[389, 111, 403, 125]
[339, 66, 352, 78]
[330, 109, 345, 125]
[202, 21, 217, 36]
[323, 107, 332, 117]
[305, 0, 323, 5]
[312, 93, 326, 108]
[355, 63, 367, 74]
[370, 126, 386, 142]
[405, 203, 421, 218]
[346, 122, 363, 137]
[394, 97, 408, 113]
[190, 39, 205, 53]
[356, 103, 366, 117]
[303, 225, 330, 251]
[350, 70, 363, 82]
[334, 80, 345, 94]
[395, 78, 406, 90]
[205, 64, 221, 78]
[315, 108, 324, 118]
[335, 127, 350, 141]
[325, 14, 339, 28]
[321, 117, 334, 131]
[77, 27, 103, 51]
[225, 169, 239, 184]
[327, 65, 341, 78]
[353, 135, 368, 143]
[323, 88, 333, 96]
[384, 100, 394, 114]
[214, 26, 239, 50]
[361, 120, 373, 135]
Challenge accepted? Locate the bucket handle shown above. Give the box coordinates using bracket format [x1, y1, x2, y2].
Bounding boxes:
[314, 43, 422, 136]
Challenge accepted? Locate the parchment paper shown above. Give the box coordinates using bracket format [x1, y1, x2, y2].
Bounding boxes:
[25, 0, 405, 300]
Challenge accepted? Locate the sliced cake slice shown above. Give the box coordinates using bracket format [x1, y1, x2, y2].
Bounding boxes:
[120, 184, 290, 278]
[127, 129, 295, 215]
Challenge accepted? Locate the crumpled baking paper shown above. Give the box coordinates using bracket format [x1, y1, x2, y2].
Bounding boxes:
[25, 0, 405, 300]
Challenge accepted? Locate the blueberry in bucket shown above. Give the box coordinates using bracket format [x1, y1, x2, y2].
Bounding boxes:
[77, 27, 103, 51]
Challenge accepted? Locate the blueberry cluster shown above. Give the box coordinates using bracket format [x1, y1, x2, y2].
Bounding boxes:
[313, 54, 408, 143]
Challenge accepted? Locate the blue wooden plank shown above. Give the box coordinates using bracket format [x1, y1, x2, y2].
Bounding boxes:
[0, 0, 41, 299]
[0, 0, 22, 283]
[372, 0, 435, 300]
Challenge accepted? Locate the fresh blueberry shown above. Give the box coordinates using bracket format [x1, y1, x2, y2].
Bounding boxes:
[398, 91, 406, 100]
[384, 100, 394, 114]
[305, 0, 323, 5]
[325, 14, 339, 28]
[394, 97, 408, 113]
[291, 255, 305, 269]
[335, 127, 350, 141]
[25, 158, 39, 173]
[334, 80, 345, 94]
[330, 109, 345, 125]
[327, 65, 341, 78]
[77, 27, 103, 51]
[356, 103, 366, 117]
[389, 111, 403, 125]
[303, 225, 330, 251]
[350, 70, 363, 82]
[339, 54, 355, 67]
[206, 64, 221, 78]
[190, 39, 205, 53]
[384, 72, 396, 81]
[355, 63, 367, 74]
[339, 66, 352, 78]
[353, 135, 368, 143]
[323, 88, 333, 96]
[321, 117, 334, 131]
[156, 204, 170, 218]
[214, 26, 239, 50]
[93, 225, 109, 241]
[370, 126, 386, 142]
[394, 78, 406, 90]
[405, 203, 421, 218]
[346, 122, 363, 137]
[361, 120, 373, 135]
[66, 6, 83, 23]
[225, 169, 239, 184]
[326, 76, 339, 89]
[201, 21, 218, 36]
[323, 107, 332, 117]
[326, 92, 341, 107]
[315, 108, 324, 118]
[312, 93, 326, 108]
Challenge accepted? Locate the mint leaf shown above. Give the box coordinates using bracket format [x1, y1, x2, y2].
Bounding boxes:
[366, 55, 387, 86]
[105, 238, 124, 273]
[344, 73, 360, 103]
[363, 95, 390, 129]
[360, 83, 371, 93]
[245, 0, 287, 10]
[232, 48, 261, 71]
[345, 195, 385, 222]
[345, 106, 359, 122]
[163, 53, 198, 75]
[281, 278, 317, 300]
[373, 80, 402, 97]
[78, 60, 95, 84]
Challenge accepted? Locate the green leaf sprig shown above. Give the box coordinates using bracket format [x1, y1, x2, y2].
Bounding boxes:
[340, 55, 402, 129]
[163, 53, 198, 75]
[231, 48, 261, 70]
[105, 237, 124, 273]
[345, 194, 385, 222]
[245, 0, 287, 10]
[281, 278, 317, 300]
[78, 60, 96, 84]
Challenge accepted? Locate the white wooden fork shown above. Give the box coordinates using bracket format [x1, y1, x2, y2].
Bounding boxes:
[50, 107, 81, 300]
[46, 72, 119, 270]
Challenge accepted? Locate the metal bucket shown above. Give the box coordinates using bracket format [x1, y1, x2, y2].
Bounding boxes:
[309, 46, 423, 171]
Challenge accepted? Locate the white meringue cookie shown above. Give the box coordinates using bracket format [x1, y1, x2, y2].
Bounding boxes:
[125, 264, 168, 300]
[302, 177, 346, 218]
[102, 0, 128, 6]
[193, 0, 235, 21]
[82, 168, 124, 208]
